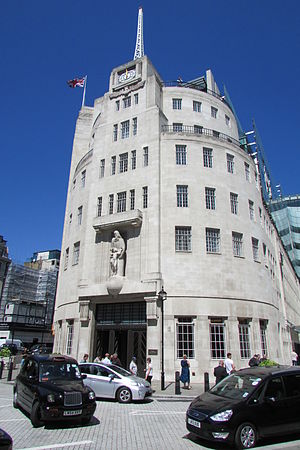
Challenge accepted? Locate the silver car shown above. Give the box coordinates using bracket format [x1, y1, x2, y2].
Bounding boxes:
[79, 362, 152, 403]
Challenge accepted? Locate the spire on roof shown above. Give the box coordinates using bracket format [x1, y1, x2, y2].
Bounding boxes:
[133, 7, 144, 60]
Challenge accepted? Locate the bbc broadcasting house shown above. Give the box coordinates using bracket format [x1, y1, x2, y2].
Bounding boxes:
[53, 50, 300, 382]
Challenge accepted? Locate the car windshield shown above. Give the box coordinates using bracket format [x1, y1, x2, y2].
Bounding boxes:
[39, 362, 82, 382]
[210, 373, 263, 400]
[109, 364, 132, 377]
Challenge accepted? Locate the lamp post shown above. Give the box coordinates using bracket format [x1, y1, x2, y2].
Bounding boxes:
[158, 287, 167, 391]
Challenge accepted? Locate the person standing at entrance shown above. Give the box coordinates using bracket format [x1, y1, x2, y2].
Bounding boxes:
[180, 354, 191, 389]
[129, 356, 137, 375]
[224, 352, 236, 375]
[145, 357, 153, 384]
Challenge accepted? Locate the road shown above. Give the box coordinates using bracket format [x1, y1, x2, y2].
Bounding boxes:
[1, 381, 300, 450]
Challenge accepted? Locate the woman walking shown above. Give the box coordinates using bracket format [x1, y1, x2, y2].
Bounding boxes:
[145, 357, 153, 384]
[180, 354, 191, 389]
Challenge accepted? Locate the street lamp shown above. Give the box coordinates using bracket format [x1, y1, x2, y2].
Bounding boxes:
[158, 286, 167, 391]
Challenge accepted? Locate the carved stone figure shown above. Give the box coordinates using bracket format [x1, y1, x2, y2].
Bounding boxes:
[110, 230, 125, 276]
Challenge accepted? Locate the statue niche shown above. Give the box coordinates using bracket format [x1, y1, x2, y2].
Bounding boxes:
[110, 230, 126, 277]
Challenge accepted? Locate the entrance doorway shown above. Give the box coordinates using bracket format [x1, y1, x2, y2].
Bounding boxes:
[95, 329, 146, 376]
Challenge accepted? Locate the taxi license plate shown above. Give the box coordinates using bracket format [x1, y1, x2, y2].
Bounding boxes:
[63, 409, 82, 416]
[188, 417, 201, 428]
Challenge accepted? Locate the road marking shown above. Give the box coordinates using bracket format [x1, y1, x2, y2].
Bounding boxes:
[130, 410, 185, 416]
[0, 418, 27, 422]
[18, 441, 93, 450]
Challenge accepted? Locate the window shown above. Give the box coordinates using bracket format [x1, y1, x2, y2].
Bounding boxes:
[245, 162, 250, 181]
[203, 148, 213, 168]
[117, 191, 126, 213]
[230, 193, 238, 214]
[206, 228, 220, 253]
[81, 170, 86, 188]
[172, 98, 182, 110]
[176, 317, 195, 359]
[121, 120, 130, 139]
[132, 117, 137, 136]
[173, 122, 183, 132]
[239, 320, 251, 358]
[113, 124, 118, 141]
[205, 187, 216, 210]
[100, 159, 105, 178]
[142, 186, 148, 208]
[134, 93, 139, 105]
[72, 242, 80, 265]
[252, 237, 259, 261]
[225, 114, 230, 126]
[176, 145, 187, 165]
[177, 185, 188, 207]
[260, 320, 268, 357]
[97, 197, 102, 217]
[227, 154, 234, 173]
[211, 106, 218, 118]
[130, 189, 135, 210]
[143, 146, 149, 167]
[109, 194, 114, 215]
[69, 213, 72, 225]
[123, 96, 131, 108]
[115, 100, 120, 111]
[175, 226, 192, 252]
[66, 321, 74, 355]
[72, 179, 76, 189]
[131, 150, 136, 170]
[210, 319, 226, 359]
[249, 200, 254, 220]
[283, 374, 300, 397]
[64, 248, 69, 270]
[193, 101, 202, 112]
[232, 232, 243, 257]
[77, 206, 83, 225]
[119, 152, 128, 173]
[111, 156, 116, 175]
[194, 125, 203, 134]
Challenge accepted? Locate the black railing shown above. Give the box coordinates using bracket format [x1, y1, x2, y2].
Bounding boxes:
[163, 81, 231, 108]
[161, 125, 241, 148]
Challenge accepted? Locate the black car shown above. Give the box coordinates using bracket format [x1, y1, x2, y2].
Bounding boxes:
[13, 354, 96, 427]
[0, 428, 12, 450]
[186, 366, 300, 449]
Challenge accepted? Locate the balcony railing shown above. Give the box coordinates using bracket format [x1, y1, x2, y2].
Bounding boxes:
[161, 125, 241, 148]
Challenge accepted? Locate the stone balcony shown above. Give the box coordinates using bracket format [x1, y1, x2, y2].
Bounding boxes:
[93, 209, 143, 232]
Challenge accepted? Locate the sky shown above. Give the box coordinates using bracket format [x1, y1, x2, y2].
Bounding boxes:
[1, 0, 300, 264]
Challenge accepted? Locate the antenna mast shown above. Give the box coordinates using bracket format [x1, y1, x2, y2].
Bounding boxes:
[134, 7, 144, 60]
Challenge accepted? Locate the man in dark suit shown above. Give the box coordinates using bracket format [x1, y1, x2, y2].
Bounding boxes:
[214, 360, 228, 384]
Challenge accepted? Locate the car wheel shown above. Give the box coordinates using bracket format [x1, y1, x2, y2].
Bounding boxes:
[235, 422, 257, 449]
[13, 389, 19, 409]
[30, 401, 43, 428]
[117, 387, 132, 403]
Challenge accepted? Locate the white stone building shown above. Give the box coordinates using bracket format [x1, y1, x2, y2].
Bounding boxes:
[53, 54, 300, 382]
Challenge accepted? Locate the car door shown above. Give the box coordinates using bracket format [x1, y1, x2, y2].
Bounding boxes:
[90, 365, 118, 398]
[19, 360, 39, 412]
[282, 373, 300, 432]
[258, 376, 288, 437]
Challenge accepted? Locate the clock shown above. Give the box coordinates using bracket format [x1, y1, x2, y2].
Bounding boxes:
[118, 69, 136, 83]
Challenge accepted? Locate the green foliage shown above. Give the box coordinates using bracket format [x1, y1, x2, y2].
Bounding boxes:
[0, 348, 11, 357]
[259, 359, 279, 367]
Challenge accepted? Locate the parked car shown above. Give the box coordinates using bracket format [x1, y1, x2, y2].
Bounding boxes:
[79, 362, 152, 403]
[14, 354, 96, 427]
[0, 339, 24, 353]
[186, 366, 300, 449]
[0, 428, 12, 450]
[0, 343, 18, 355]
[30, 343, 53, 354]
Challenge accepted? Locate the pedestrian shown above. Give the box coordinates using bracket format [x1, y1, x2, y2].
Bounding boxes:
[224, 352, 236, 375]
[111, 353, 122, 367]
[129, 356, 138, 375]
[80, 353, 89, 363]
[94, 353, 101, 363]
[292, 349, 298, 366]
[248, 354, 260, 367]
[101, 353, 111, 364]
[145, 357, 153, 384]
[213, 360, 227, 384]
[180, 354, 191, 389]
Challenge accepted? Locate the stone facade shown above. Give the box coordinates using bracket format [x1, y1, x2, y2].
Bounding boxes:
[53, 56, 300, 381]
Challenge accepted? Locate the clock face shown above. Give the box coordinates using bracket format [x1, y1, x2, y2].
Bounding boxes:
[118, 69, 136, 83]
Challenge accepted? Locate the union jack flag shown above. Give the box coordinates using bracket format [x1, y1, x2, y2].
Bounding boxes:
[67, 77, 85, 88]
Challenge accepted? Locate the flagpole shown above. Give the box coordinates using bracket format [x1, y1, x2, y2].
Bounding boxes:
[81, 76, 87, 108]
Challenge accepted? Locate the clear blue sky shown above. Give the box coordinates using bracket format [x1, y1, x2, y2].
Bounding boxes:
[1, 0, 300, 263]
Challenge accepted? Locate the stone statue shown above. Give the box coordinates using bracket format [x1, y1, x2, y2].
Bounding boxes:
[110, 230, 125, 276]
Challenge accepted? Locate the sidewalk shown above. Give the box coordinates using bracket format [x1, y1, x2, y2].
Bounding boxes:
[151, 380, 206, 400]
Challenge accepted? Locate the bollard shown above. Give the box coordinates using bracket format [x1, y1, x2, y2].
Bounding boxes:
[204, 372, 210, 392]
[175, 371, 181, 395]
[7, 359, 14, 382]
[0, 360, 4, 379]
